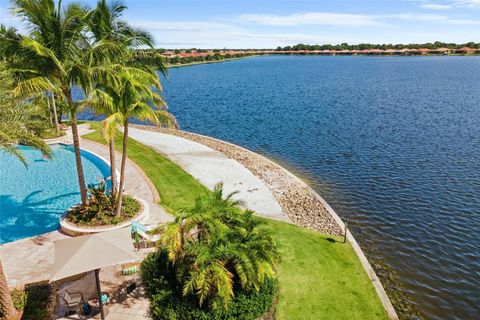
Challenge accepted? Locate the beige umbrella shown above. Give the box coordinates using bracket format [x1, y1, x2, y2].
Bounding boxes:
[51, 228, 139, 319]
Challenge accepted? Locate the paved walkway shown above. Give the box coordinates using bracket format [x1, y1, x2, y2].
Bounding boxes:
[127, 127, 287, 222]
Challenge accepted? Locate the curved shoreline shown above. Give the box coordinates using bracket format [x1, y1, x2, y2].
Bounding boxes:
[132, 124, 398, 320]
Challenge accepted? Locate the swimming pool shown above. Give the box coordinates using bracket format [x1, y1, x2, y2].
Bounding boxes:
[0, 144, 111, 244]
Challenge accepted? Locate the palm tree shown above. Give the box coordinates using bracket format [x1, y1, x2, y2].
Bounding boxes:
[0, 63, 50, 320]
[0, 261, 15, 320]
[161, 183, 279, 310]
[0, 0, 126, 206]
[0, 62, 51, 164]
[86, 0, 158, 199]
[102, 67, 177, 216]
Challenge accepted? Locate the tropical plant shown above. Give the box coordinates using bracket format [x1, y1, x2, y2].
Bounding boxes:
[0, 63, 51, 164]
[159, 183, 279, 310]
[0, 0, 128, 206]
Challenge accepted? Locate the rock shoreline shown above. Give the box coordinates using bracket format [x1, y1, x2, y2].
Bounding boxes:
[132, 125, 342, 236]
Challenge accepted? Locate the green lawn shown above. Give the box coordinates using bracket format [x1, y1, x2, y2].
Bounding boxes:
[264, 219, 387, 320]
[83, 122, 387, 319]
[83, 122, 209, 212]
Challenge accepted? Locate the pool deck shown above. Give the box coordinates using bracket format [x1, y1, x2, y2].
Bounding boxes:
[0, 126, 172, 288]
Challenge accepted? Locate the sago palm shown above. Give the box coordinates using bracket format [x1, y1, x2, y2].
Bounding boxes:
[160, 183, 279, 310]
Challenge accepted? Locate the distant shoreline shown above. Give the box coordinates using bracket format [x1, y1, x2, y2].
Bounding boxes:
[166, 56, 258, 68]
[165, 52, 479, 69]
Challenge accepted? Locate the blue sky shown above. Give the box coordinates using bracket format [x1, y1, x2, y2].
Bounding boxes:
[1, 0, 479, 48]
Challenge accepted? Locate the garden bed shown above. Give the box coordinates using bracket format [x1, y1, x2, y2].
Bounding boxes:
[60, 196, 149, 236]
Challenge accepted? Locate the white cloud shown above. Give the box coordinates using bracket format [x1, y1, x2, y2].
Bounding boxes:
[420, 4, 453, 9]
[237, 12, 382, 27]
[237, 12, 480, 27]
[454, 0, 480, 7]
[387, 13, 447, 21]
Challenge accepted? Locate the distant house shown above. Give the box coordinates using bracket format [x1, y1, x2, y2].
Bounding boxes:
[455, 47, 476, 55]
[399, 48, 414, 55]
[418, 48, 431, 55]
[434, 48, 451, 54]
[384, 49, 400, 55]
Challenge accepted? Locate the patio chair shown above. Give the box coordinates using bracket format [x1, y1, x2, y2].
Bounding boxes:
[119, 281, 139, 300]
[63, 290, 85, 316]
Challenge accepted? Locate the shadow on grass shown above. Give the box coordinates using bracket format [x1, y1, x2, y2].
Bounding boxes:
[325, 237, 337, 243]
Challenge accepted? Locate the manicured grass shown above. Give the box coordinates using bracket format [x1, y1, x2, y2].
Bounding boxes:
[83, 122, 387, 319]
[83, 122, 209, 212]
[263, 219, 387, 320]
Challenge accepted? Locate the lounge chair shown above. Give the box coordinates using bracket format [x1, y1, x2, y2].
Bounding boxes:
[63, 290, 85, 316]
[131, 221, 161, 248]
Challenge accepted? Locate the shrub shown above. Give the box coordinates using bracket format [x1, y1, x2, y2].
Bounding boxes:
[9, 284, 54, 320]
[11, 288, 27, 310]
[67, 182, 140, 226]
[141, 251, 276, 320]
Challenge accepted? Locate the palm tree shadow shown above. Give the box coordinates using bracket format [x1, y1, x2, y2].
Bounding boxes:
[0, 190, 79, 243]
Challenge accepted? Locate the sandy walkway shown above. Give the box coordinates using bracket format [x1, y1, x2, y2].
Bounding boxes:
[126, 127, 288, 222]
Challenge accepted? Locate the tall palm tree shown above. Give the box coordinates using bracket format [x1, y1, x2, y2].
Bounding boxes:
[85, 0, 158, 199]
[102, 67, 177, 216]
[0, 0, 126, 206]
[0, 63, 50, 320]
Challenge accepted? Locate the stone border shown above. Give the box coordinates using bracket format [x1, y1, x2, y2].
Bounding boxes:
[132, 125, 398, 320]
[59, 196, 149, 237]
[132, 125, 342, 236]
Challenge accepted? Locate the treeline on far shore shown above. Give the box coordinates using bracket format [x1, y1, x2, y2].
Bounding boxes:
[136, 48, 259, 66]
[134, 41, 480, 67]
[276, 41, 480, 51]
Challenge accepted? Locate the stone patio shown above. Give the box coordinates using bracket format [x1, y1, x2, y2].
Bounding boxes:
[54, 259, 152, 320]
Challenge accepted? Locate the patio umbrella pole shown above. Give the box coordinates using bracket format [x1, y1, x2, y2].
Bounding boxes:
[95, 269, 106, 320]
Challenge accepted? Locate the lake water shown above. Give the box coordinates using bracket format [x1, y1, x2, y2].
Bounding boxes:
[160, 56, 480, 319]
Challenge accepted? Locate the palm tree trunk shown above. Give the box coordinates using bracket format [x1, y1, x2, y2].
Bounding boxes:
[51, 92, 59, 134]
[46, 93, 53, 127]
[70, 114, 89, 206]
[0, 261, 15, 320]
[109, 137, 117, 196]
[115, 120, 128, 217]
[65, 88, 88, 207]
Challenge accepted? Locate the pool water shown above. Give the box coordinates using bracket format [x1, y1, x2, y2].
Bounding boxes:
[0, 144, 111, 244]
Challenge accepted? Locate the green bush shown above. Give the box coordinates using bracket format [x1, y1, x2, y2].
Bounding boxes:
[141, 251, 275, 320]
[11, 288, 27, 310]
[67, 182, 140, 226]
[9, 284, 53, 320]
